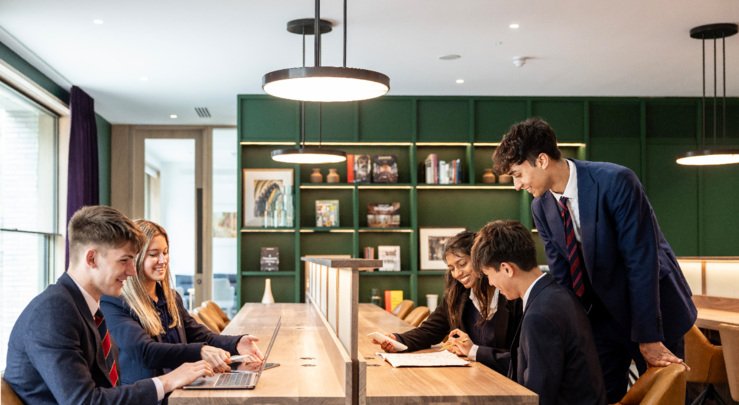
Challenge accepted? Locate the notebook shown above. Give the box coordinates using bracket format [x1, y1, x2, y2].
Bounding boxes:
[182, 316, 282, 390]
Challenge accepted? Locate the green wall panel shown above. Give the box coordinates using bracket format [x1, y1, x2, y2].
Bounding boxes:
[300, 233, 354, 255]
[358, 98, 414, 141]
[240, 97, 297, 141]
[416, 189, 521, 229]
[531, 100, 585, 141]
[589, 138, 642, 178]
[300, 189, 354, 227]
[242, 275, 296, 303]
[417, 99, 470, 141]
[589, 100, 641, 138]
[304, 102, 357, 141]
[645, 100, 697, 139]
[701, 164, 739, 255]
[646, 142, 699, 255]
[96, 114, 111, 205]
[240, 233, 296, 272]
[417, 276, 445, 304]
[358, 274, 410, 304]
[475, 99, 528, 141]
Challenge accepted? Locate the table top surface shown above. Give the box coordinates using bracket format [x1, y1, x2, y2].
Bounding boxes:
[696, 306, 739, 330]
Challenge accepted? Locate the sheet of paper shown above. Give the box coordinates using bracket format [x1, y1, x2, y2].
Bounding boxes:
[377, 350, 470, 367]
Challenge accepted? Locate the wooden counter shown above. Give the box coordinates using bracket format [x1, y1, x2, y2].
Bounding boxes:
[357, 304, 537, 404]
[168, 303, 348, 405]
[694, 295, 739, 330]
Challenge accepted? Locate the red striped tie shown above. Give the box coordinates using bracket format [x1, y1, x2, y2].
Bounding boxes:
[558, 196, 586, 297]
[94, 310, 119, 386]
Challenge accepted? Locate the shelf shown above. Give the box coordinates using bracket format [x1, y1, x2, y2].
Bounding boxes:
[241, 271, 296, 277]
[416, 184, 516, 190]
[241, 228, 296, 233]
[360, 271, 413, 276]
[300, 184, 355, 190]
[357, 184, 413, 190]
[418, 270, 447, 276]
[300, 228, 355, 233]
[358, 227, 414, 233]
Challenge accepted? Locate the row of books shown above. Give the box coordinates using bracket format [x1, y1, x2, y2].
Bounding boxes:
[424, 154, 463, 184]
[346, 154, 399, 183]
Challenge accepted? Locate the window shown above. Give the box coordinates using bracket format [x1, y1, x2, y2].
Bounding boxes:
[0, 81, 59, 370]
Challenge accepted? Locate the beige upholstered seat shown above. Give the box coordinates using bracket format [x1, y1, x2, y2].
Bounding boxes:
[1, 376, 23, 405]
[615, 363, 687, 405]
[199, 302, 227, 332]
[404, 306, 430, 327]
[684, 324, 727, 404]
[192, 307, 220, 333]
[391, 300, 414, 320]
[204, 299, 230, 324]
[718, 323, 739, 402]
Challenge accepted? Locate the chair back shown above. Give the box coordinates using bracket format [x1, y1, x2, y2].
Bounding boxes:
[392, 300, 414, 319]
[615, 363, 686, 405]
[1, 377, 23, 405]
[718, 323, 739, 401]
[404, 306, 430, 327]
[199, 303, 227, 331]
[684, 324, 727, 384]
[192, 307, 220, 333]
[204, 299, 230, 323]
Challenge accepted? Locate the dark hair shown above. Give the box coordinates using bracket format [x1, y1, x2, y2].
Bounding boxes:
[492, 117, 561, 175]
[68, 205, 145, 264]
[471, 220, 537, 274]
[442, 231, 495, 327]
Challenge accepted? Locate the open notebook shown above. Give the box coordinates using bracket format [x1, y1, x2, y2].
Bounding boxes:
[183, 317, 282, 390]
[377, 350, 470, 368]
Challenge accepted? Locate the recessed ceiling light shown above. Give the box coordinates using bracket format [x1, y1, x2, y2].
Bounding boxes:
[456, 79, 465, 84]
[169, 114, 178, 119]
[439, 54, 461, 61]
[509, 23, 520, 29]
[93, 19, 104, 25]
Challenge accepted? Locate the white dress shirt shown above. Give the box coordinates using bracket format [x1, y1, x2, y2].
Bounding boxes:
[549, 159, 582, 242]
[466, 288, 500, 360]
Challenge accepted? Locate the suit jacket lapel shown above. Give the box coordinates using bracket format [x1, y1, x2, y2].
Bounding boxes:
[542, 193, 568, 257]
[574, 160, 597, 282]
[508, 275, 554, 380]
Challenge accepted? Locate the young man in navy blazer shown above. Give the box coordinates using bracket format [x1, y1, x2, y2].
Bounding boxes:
[492, 118, 696, 402]
[472, 220, 606, 405]
[4, 205, 213, 404]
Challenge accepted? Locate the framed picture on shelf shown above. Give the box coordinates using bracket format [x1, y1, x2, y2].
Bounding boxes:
[315, 199, 340, 227]
[419, 227, 466, 270]
[242, 168, 293, 227]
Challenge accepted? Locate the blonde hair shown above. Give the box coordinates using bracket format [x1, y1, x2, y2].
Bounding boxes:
[120, 220, 182, 336]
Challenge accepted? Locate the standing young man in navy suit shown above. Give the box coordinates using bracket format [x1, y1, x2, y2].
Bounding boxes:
[492, 118, 696, 402]
[472, 220, 606, 405]
[5, 206, 213, 404]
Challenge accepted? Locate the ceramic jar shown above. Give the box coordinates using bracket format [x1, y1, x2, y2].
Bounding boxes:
[482, 168, 496, 184]
[310, 168, 323, 183]
[326, 168, 340, 183]
[498, 173, 513, 184]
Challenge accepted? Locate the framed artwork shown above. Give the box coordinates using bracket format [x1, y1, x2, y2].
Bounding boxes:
[419, 227, 466, 270]
[242, 169, 294, 227]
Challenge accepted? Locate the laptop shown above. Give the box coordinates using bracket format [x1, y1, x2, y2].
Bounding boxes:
[183, 316, 282, 390]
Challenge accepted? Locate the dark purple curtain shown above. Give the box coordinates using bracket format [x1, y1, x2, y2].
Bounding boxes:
[65, 86, 99, 268]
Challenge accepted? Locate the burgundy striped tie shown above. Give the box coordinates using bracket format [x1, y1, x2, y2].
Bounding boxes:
[558, 196, 586, 297]
[94, 309, 119, 386]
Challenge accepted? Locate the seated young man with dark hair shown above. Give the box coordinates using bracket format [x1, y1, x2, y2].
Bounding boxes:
[471, 220, 606, 405]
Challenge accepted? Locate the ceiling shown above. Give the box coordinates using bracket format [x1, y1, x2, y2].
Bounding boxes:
[1, 0, 738, 125]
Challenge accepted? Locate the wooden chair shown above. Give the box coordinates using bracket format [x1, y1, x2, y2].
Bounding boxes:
[684, 325, 727, 405]
[192, 308, 220, 333]
[204, 299, 230, 324]
[199, 304, 227, 332]
[391, 300, 414, 320]
[1, 376, 23, 405]
[404, 306, 430, 327]
[615, 363, 687, 405]
[718, 323, 739, 402]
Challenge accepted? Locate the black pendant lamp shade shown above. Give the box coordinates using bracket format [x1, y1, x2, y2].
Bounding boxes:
[677, 23, 739, 166]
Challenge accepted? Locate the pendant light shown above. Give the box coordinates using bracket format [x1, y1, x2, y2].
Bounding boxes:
[271, 19, 346, 164]
[262, 0, 389, 102]
[676, 23, 739, 166]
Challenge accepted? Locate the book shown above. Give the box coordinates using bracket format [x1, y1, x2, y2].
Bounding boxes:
[346, 153, 355, 183]
[315, 199, 339, 227]
[424, 153, 438, 184]
[372, 154, 398, 183]
[259, 247, 279, 271]
[377, 350, 470, 368]
[367, 202, 400, 228]
[384, 290, 403, 312]
[377, 245, 401, 271]
[354, 154, 371, 183]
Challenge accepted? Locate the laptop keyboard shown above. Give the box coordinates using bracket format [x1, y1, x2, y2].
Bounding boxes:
[215, 372, 255, 387]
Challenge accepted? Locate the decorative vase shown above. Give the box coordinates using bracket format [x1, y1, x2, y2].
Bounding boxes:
[261, 278, 275, 304]
[498, 173, 513, 184]
[482, 169, 496, 184]
[326, 168, 340, 183]
[310, 168, 323, 183]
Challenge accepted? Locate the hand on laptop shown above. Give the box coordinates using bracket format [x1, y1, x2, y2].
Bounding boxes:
[236, 335, 264, 362]
[159, 360, 214, 393]
[201, 345, 231, 373]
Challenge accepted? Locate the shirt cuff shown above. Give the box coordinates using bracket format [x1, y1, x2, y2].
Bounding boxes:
[467, 344, 479, 361]
[152, 377, 165, 401]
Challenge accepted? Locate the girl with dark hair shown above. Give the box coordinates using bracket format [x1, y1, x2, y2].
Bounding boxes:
[371, 231, 522, 374]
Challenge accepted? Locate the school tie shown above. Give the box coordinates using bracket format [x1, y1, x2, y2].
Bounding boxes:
[557, 196, 586, 297]
[94, 309, 119, 386]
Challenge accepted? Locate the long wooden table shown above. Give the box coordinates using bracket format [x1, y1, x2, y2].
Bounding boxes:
[169, 303, 348, 404]
[694, 295, 739, 330]
[358, 303, 537, 404]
